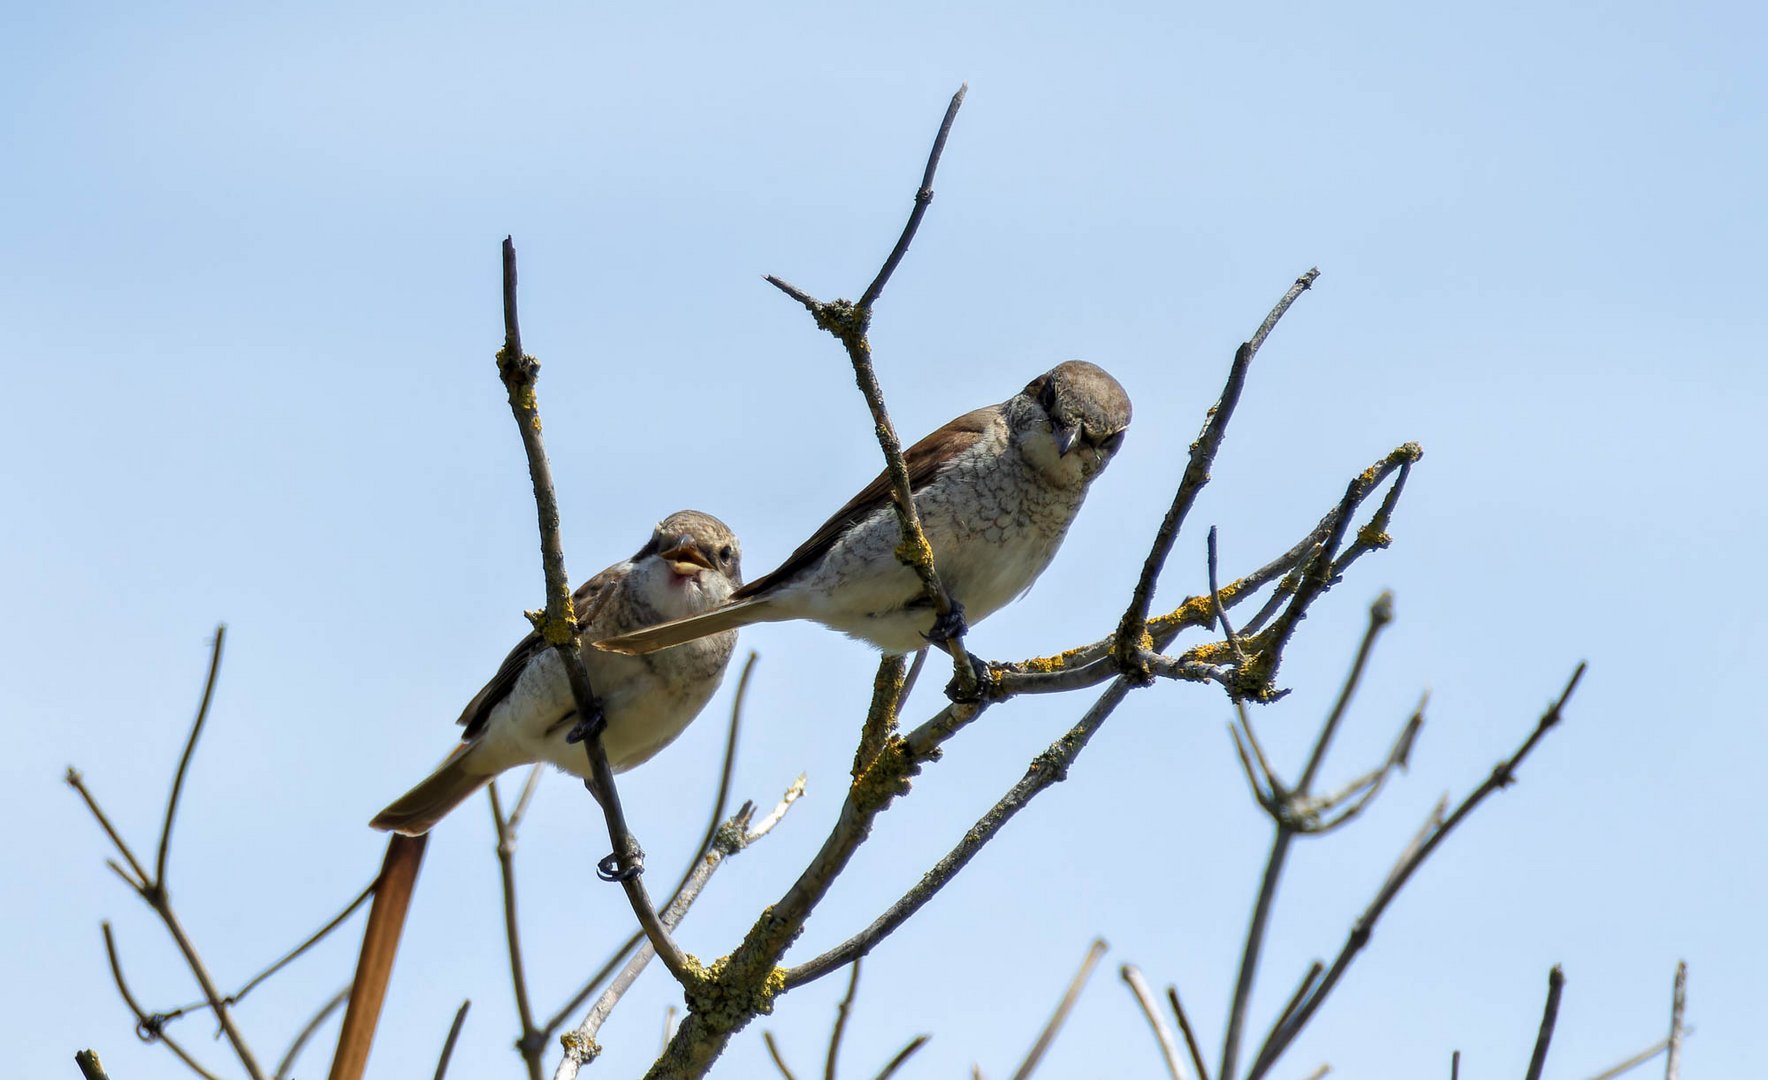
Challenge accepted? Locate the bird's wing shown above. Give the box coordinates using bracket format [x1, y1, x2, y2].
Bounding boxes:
[458, 566, 621, 741]
[733, 405, 998, 600]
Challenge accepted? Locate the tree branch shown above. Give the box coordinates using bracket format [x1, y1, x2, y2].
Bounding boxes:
[1524, 965, 1566, 1080]
[274, 986, 349, 1080]
[100, 922, 222, 1080]
[1121, 964, 1188, 1080]
[433, 1000, 472, 1080]
[1665, 960, 1687, 1080]
[1010, 938, 1109, 1080]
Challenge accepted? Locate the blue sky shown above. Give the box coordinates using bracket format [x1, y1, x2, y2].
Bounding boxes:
[5, 2, 1764, 1077]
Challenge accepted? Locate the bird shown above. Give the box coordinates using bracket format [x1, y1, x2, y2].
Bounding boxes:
[370, 510, 744, 836]
[596, 360, 1130, 658]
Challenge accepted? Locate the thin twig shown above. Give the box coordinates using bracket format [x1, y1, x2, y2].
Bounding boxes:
[1121, 964, 1188, 1080]
[1585, 1036, 1676, 1080]
[553, 778, 805, 1079]
[764, 1031, 800, 1080]
[495, 235, 688, 980]
[156, 625, 225, 889]
[762, 86, 977, 699]
[1247, 665, 1587, 1078]
[1451, 1050, 1460, 1080]
[1525, 965, 1566, 1080]
[507, 764, 545, 835]
[1113, 270, 1319, 675]
[489, 780, 543, 1080]
[157, 876, 378, 1027]
[873, 1035, 931, 1080]
[826, 958, 863, 1080]
[859, 84, 967, 310]
[1296, 593, 1393, 792]
[1207, 528, 1247, 664]
[433, 1000, 472, 1080]
[100, 923, 222, 1080]
[274, 986, 350, 1080]
[1010, 938, 1109, 1080]
[66, 770, 150, 895]
[1167, 986, 1211, 1080]
[1665, 960, 1687, 1080]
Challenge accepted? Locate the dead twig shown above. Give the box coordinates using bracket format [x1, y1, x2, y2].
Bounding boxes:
[1525, 966, 1566, 1080]
[1010, 938, 1109, 1080]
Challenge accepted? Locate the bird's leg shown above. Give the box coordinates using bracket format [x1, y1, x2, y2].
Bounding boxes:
[596, 848, 644, 883]
[563, 699, 607, 745]
[940, 647, 996, 705]
[923, 599, 970, 645]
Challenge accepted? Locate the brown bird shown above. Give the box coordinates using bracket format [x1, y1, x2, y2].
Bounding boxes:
[597, 361, 1130, 657]
[371, 510, 743, 835]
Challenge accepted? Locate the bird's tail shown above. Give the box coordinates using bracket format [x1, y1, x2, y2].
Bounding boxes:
[369, 741, 499, 836]
[593, 596, 778, 655]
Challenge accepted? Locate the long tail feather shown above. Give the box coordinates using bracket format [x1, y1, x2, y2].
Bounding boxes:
[369, 743, 497, 836]
[593, 596, 777, 655]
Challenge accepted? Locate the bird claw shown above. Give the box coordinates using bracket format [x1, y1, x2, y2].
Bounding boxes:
[922, 601, 970, 646]
[564, 701, 608, 745]
[597, 849, 645, 883]
[943, 650, 995, 704]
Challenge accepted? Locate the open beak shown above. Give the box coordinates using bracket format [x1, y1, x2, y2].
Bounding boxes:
[660, 539, 715, 577]
[1053, 422, 1080, 457]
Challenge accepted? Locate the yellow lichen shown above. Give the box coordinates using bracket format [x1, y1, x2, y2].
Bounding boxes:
[1356, 524, 1392, 548]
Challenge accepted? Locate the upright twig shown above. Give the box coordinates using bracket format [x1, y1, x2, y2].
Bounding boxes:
[1246, 665, 1587, 1078]
[825, 958, 863, 1080]
[489, 780, 543, 1080]
[495, 235, 689, 979]
[100, 923, 222, 1080]
[69, 628, 267, 1080]
[74, 1050, 111, 1080]
[1450, 1050, 1460, 1080]
[1121, 964, 1188, 1080]
[1525, 966, 1566, 1080]
[764, 1032, 800, 1080]
[433, 1000, 472, 1080]
[1166, 986, 1211, 1080]
[155, 625, 225, 890]
[554, 777, 806, 1080]
[1009, 938, 1109, 1080]
[764, 84, 979, 700]
[1112, 270, 1319, 677]
[873, 1035, 931, 1080]
[275, 987, 350, 1080]
[1665, 960, 1686, 1080]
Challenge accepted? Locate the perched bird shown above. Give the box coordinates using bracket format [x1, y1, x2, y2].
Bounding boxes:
[370, 510, 743, 836]
[598, 361, 1130, 658]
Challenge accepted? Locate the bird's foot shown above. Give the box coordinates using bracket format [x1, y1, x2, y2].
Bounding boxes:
[563, 701, 608, 745]
[596, 848, 645, 883]
[922, 600, 969, 646]
[943, 650, 997, 704]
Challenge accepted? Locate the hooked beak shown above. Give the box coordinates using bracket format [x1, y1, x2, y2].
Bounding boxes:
[1053, 422, 1080, 457]
[659, 538, 715, 577]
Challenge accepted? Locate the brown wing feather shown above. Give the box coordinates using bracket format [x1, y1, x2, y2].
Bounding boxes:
[458, 568, 620, 741]
[733, 405, 998, 600]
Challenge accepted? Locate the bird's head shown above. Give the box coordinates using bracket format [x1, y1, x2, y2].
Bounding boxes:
[1019, 360, 1132, 481]
[633, 510, 743, 613]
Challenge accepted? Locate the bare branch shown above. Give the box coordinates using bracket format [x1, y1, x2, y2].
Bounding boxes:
[859, 84, 967, 310]
[1296, 593, 1393, 792]
[75, 1050, 111, 1080]
[1121, 964, 1188, 1080]
[1010, 938, 1109, 1080]
[66, 769, 151, 897]
[763, 1031, 800, 1080]
[1112, 269, 1319, 676]
[1166, 986, 1211, 1080]
[825, 958, 863, 1080]
[157, 624, 225, 889]
[761, 89, 978, 699]
[507, 764, 545, 835]
[873, 1035, 931, 1080]
[274, 986, 349, 1080]
[433, 1000, 472, 1080]
[495, 235, 688, 978]
[1208, 528, 1248, 665]
[1451, 1050, 1459, 1080]
[1666, 960, 1687, 1080]
[554, 777, 804, 1079]
[100, 923, 222, 1080]
[1248, 665, 1587, 1078]
[1525, 965, 1566, 1080]
[1584, 1036, 1675, 1080]
[489, 780, 542, 1080]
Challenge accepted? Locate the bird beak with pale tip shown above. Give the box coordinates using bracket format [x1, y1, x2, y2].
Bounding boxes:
[660, 538, 715, 577]
[1053, 422, 1080, 457]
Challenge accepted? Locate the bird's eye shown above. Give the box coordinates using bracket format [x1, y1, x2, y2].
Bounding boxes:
[1098, 430, 1125, 454]
[719, 545, 734, 562]
[1038, 381, 1058, 413]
